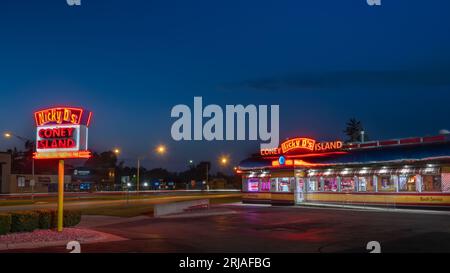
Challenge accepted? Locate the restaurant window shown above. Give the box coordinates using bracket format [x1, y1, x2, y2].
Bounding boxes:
[399, 175, 416, 192]
[341, 177, 355, 192]
[260, 178, 271, 192]
[277, 177, 292, 192]
[247, 178, 260, 192]
[358, 176, 374, 192]
[323, 177, 338, 192]
[422, 175, 442, 192]
[378, 176, 396, 192]
[308, 177, 319, 192]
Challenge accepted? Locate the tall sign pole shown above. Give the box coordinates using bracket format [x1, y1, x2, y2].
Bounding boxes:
[58, 159, 65, 232]
[33, 107, 92, 232]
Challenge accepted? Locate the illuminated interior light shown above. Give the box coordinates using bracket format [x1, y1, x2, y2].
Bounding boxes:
[294, 160, 330, 167]
[400, 168, 410, 174]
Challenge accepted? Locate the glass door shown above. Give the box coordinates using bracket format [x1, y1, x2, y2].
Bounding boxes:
[296, 178, 305, 203]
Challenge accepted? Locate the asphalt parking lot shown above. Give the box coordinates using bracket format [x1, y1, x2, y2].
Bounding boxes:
[4, 204, 450, 253]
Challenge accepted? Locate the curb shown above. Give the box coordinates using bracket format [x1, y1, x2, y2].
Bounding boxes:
[296, 202, 450, 215]
[160, 209, 239, 219]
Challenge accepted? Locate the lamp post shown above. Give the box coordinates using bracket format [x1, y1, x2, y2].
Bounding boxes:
[4, 132, 36, 201]
[130, 144, 167, 194]
[206, 163, 209, 191]
[137, 157, 141, 193]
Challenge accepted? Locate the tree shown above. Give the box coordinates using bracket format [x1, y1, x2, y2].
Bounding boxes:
[83, 151, 120, 190]
[344, 118, 369, 142]
[7, 140, 35, 174]
[84, 151, 118, 169]
[178, 161, 211, 184]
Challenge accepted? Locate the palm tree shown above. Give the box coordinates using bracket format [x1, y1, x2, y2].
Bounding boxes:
[344, 118, 368, 142]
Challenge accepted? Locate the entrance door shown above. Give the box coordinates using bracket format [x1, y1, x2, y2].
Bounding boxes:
[296, 178, 305, 203]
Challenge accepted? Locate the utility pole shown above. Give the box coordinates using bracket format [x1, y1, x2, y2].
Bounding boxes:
[31, 158, 35, 201]
[137, 158, 140, 194]
[206, 163, 209, 191]
[4, 133, 36, 201]
[57, 160, 65, 232]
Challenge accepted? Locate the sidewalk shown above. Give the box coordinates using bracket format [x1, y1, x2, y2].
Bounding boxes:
[159, 207, 239, 219]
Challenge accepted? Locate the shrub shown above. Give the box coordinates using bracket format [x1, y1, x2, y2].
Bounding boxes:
[50, 210, 58, 229]
[10, 211, 39, 233]
[50, 209, 82, 228]
[0, 213, 12, 235]
[64, 210, 82, 227]
[35, 209, 54, 230]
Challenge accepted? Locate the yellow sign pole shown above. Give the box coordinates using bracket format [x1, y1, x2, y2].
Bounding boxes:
[58, 159, 65, 232]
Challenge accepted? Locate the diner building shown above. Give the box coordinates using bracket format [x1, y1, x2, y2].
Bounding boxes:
[237, 134, 450, 208]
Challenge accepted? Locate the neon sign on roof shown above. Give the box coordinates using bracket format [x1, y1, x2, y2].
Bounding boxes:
[260, 137, 343, 156]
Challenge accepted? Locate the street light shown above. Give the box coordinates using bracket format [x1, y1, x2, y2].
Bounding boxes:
[156, 144, 167, 155]
[220, 156, 229, 166]
[113, 148, 121, 155]
[137, 144, 168, 193]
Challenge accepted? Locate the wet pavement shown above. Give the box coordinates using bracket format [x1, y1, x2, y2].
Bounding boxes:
[4, 204, 450, 253]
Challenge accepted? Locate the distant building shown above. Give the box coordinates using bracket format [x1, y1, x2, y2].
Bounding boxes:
[9, 173, 72, 193]
[0, 152, 70, 193]
[0, 152, 12, 194]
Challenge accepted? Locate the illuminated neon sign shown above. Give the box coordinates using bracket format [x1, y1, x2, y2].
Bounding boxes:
[34, 107, 89, 127]
[261, 137, 343, 156]
[281, 138, 316, 153]
[33, 107, 92, 159]
[315, 141, 343, 152]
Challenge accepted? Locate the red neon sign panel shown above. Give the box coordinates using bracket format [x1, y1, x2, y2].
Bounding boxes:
[261, 137, 344, 156]
[34, 107, 92, 127]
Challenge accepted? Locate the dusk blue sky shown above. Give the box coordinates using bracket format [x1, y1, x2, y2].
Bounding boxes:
[1, 0, 450, 172]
